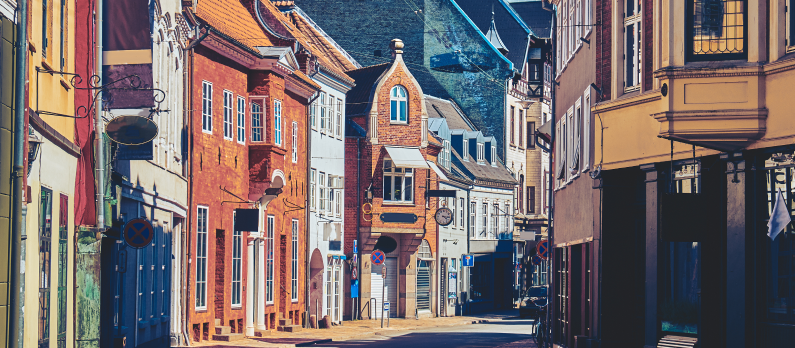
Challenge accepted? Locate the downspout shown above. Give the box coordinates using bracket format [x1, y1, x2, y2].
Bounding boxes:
[355, 137, 361, 318]
[465, 185, 472, 315]
[9, 0, 29, 345]
[304, 90, 318, 327]
[95, 0, 104, 231]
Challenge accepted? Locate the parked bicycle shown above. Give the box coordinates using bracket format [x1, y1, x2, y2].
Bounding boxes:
[532, 301, 548, 347]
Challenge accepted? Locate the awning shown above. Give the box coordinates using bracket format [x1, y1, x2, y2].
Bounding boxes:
[384, 146, 430, 169]
[427, 160, 449, 181]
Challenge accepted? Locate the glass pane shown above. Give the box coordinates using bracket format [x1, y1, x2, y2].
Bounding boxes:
[400, 101, 407, 122]
[404, 176, 413, 202]
[384, 176, 392, 201]
[391, 101, 397, 121]
[626, 24, 635, 87]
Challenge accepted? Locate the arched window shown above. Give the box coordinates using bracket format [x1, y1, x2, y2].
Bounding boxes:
[418, 240, 432, 259]
[390, 85, 408, 123]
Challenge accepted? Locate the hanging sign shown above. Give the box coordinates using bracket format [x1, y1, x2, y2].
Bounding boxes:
[351, 279, 359, 298]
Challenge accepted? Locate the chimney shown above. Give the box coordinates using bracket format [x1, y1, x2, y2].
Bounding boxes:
[390, 39, 404, 61]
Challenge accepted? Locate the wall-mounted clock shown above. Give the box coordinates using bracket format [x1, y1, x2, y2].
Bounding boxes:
[435, 207, 453, 226]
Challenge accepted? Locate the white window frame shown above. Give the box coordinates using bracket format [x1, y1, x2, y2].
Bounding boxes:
[482, 202, 489, 238]
[583, 88, 591, 173]
[251, 100, 264, 142]
[310, 168, 316, 211]
[624, 0, 642, 92]
[576, 0, 582, 47]
[310, 96, 317, 130]
[336, 177, 343, 217]
[390, 85, 408, 123]
[195, 206, 209, 310]
[477, 143, 485, 164]
[292, 121, 298, 163]
[383, 158, 414, 203]
[574, 98, 582, 177]
[491, 145, 497, 167]
[223, 90, 233, 140]
[237, 96, 246, 144]
[201, 81, 213, 134]
[266, 215, 275, 304]
[231, 212, 242, 307]
[328, 175, 335, 215]
[291, 219, 299, 302]
[463, 139, 469, 161]
[566, 107, 574, 183]
[336, 97, 343, 137]
[320, 92, 328, 132]
[319, 172, 327, 213]
[585, 0, 592, 35]
[274, 100, 283, 146]
[469, 201, 476, 237]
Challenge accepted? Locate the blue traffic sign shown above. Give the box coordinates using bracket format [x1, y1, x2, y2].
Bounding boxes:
[462, 254, 474, 267]
[371, 250, 385, 265]
[124, 218, 154, 249]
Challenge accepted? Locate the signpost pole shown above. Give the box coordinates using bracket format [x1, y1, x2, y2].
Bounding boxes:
[381, 278, 385, 328]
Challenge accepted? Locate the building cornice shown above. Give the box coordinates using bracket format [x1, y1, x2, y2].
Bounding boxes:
[592, 89, 661, 114]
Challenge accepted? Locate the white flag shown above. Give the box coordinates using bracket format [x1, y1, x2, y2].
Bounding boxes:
[768, 188, 791, 241]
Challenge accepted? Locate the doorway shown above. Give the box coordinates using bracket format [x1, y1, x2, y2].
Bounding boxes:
[216, 229, 226, 321]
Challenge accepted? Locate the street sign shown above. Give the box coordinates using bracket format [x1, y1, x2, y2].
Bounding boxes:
[532, 255, 543, 265]
[353, 240, 358, 254]
[351, 280, 359, 298]
[351, 266, 358, 280]
[462, 254, 474, 267]
[384, 301, 390, 311]
[371, 250, 385, 265]
[381, 265, 387, 279]
[123, 218, 154, 249]
[537, 239, 549, 260]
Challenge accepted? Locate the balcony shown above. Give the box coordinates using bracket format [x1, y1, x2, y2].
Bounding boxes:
[248, 143, 287, 204]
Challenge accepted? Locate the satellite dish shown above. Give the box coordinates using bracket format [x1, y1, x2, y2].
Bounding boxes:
[105, 115, 158, 145]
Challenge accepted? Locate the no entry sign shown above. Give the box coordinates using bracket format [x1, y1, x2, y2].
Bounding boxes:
[537, 239, 549, 260]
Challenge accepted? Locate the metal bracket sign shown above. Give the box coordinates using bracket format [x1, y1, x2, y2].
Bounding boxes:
[427, 190, 457, 198]
[123, 218, 154, 249]
[381, 265, 387, 279]
[379, 212, 418, 223]
[462, 254, 474, 267]
[371, 250, 385, 266]
[384, 301, 390, 311]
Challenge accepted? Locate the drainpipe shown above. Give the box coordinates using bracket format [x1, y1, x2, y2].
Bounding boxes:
[95, 0, 104, 231]
[8, 0, 29, 345]
[465, 185, 472, 315]
[355, 137, 361, 318]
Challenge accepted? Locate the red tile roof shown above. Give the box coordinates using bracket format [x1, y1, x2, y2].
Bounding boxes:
[287, 10, 358, 72]
[195, 0, 275, 49]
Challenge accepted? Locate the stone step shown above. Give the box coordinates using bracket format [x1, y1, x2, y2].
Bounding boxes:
[214, 318, 221, 326]
[278, 318, 291, 327]
[658, 335, 697, 348]
[277, 325, 303, 333]
[212, 333, 244, 342]
[254, 329, 271, 337]
[214, 326, 231, 335]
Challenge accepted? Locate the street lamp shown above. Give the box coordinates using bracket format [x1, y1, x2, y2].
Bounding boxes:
[27, 131, 43, 175]
[517, 98, 540, 110]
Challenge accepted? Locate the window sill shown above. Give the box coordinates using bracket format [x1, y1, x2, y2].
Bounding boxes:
[202, 129, 213, 135]
[390, 121, 409, 125]
[232, 305, 243, 310]
[382, 201, 415, 206]
[195, 308, 208, 313]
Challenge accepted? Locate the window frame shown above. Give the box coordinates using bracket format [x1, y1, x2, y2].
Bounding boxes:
[266, 215, 275, 304]
[292, 121, 298, 163]
[310, 96, 317, 130]
[231, 214, 242, 307]
[470, 201, 476, 238]
[274, 100, 283, 146]
[195, 205, 209, 310]
[528, 121, 536, 149]
[201, 81, 213, 134]
[291, 219, 299, 302]
[251, 99, 264, 142]
[510, 106, 516, 145]
[310, 168, 316, 211]
[223, 90, 234, 140]
[320, 92, 328, 132]
[624, 0, 642, 92]
[319, 172, 327, 213]
[383, 158, 414, 203]
[583, 88, 591, 173]
[686, 0, 748, 61]
[390, 85, 408, 123]
[237, 96, 246, 144]
[336, 97, 343, 137]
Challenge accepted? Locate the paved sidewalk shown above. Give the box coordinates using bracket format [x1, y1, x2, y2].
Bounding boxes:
[187, 309, 522, 347]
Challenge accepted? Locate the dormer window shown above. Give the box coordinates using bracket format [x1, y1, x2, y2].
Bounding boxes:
[390, 85, 408, 123]
[491, 146, 497, 167]
[442, 140, 451, 169]
[463, 139, 469, 161]
[477, 143, 485, 164]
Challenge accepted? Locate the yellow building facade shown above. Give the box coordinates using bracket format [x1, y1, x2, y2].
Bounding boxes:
[24, 1, 78, 348]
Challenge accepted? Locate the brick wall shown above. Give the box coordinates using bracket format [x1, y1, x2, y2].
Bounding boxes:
[189, 46, 251, 337]
[595, 0, 612, 100]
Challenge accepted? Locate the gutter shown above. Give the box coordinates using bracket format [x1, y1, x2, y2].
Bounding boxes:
[8, 0, 28, 345]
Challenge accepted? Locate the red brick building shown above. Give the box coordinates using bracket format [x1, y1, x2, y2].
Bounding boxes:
[344, 39, 443, 319]
[183, 0, 320, 341]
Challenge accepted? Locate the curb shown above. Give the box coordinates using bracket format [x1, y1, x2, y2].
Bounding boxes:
[295, 338, 333, 346]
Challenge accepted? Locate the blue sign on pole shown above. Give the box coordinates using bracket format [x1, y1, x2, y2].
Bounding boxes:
[354, 240, 358, 254]
[351, 280, 359, 298]
[462, 254, 474, 267]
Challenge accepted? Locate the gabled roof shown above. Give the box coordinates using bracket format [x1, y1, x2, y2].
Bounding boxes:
[195, 0, 275, 49]
[451, 142, 516, 185]
[256, 46, 300, 70]
[425, 95, 475, 132]
[344, 63, 390, 116]
[510, 1, 554, 39]
[485, 14, 509, 54]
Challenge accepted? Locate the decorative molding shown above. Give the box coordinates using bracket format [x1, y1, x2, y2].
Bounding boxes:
[592, 89, 662, 113]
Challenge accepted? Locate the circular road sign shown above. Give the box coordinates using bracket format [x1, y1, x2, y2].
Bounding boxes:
[371, 250, 385, 266]
[532, 255, 543, 265]
[124, 218, 155, 249]
[537, 239, 549, 260]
